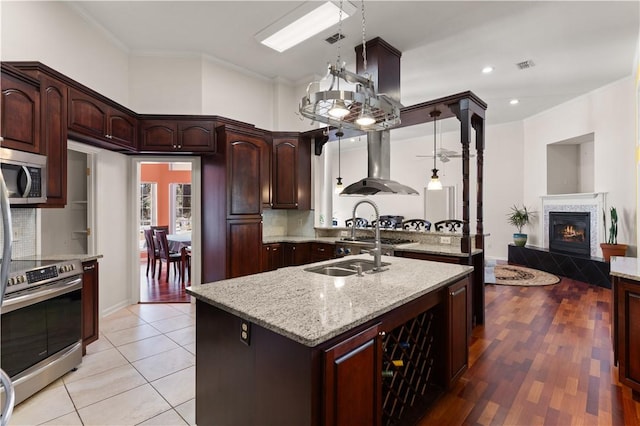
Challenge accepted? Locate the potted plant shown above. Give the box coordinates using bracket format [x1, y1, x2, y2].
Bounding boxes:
[507, 205, 534, 247]
[600, 207, 627, 262]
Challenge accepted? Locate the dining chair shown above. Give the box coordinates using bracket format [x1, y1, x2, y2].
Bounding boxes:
[155, 229, 182, 283]
[402, 219, 432, 232]
[181, 246, 191, 285]
[150, 225, 169, 235]
[371, 215, 404, 229]
[143, 229, 160, 277]
[434, 219, 464, 233]
[345, 217, 369, 228]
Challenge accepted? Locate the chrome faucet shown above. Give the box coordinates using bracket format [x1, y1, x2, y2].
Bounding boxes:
[351, 199, 382, 271]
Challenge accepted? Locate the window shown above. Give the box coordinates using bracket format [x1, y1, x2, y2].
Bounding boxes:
[140, 183, 157, 249]
[171, 183, 191, 234]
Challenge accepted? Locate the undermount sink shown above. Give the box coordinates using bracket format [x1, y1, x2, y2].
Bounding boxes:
[304, 259, 390, 277]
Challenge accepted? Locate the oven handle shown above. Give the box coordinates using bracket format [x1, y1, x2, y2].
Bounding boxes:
[1, 276, 83, 313]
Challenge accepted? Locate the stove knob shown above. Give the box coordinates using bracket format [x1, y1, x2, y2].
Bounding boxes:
[59, 266, 65, 273]
[345, 248, 352, 255]
[337, 248, 344, 255]
[18, 275, 25, 283]
[8, 277, 15, 286]
[71, 264, 76, 270]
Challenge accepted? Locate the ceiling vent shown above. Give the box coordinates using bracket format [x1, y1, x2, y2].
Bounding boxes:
[516, 59, 536, 70]
[325, 33, 345, 44]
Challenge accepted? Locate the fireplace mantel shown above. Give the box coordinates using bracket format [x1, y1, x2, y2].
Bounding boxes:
[540, 192, 607, 257]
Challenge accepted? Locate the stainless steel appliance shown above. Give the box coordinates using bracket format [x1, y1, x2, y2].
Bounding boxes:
[1, 259, 83, 406]
[0, 164, 16, 425]
[335, 236, 415, 258]
[0, 147, 47, 204]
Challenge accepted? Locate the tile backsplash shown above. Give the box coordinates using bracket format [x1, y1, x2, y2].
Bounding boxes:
[0, 208, 37, 258]
[262, 209, 315, 238]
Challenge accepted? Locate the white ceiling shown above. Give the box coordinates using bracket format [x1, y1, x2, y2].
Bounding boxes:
[68, 1, 639, 130]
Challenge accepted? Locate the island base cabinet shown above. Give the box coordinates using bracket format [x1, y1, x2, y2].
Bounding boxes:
[613, 276, 640, 393]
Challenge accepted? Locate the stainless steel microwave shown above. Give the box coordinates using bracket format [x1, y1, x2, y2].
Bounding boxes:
[0, 147, 47, 204]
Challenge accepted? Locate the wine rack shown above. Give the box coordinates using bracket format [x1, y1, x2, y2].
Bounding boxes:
[381, 307, 443, 426]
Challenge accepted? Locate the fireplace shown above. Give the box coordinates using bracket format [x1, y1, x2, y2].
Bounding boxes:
[549, 211, 590, 256]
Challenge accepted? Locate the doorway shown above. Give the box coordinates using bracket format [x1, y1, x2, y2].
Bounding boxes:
[133, 157, 200, 303]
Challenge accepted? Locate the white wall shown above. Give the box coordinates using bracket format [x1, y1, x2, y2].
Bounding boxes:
[524, 77, 637, 253]
[325, 120, 524, 259]
[1, 1, 130, 106]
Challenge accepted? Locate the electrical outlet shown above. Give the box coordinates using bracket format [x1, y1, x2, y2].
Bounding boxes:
[240, 321, 251, 345]
[440, 236, 452, 244]
[340, 231, 348, 237]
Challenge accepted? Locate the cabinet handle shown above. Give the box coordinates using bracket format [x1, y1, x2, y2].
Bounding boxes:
[450, 286, 465, 297]
[292, 247, 296, 251]
[379, 331, 386, 336]
[318, 248, 325, 252]
[83, 264, 95, 271]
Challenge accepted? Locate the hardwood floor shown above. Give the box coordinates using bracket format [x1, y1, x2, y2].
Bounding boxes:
[139, 257, 190, 303]
[418, 277, 640, 425]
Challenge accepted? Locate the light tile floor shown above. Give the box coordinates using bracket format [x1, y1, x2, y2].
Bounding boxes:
[10, 303, 196, 426]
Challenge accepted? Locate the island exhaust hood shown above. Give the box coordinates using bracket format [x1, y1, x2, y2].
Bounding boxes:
[340, 38, 418, 196]
[341, 130, 418, 195]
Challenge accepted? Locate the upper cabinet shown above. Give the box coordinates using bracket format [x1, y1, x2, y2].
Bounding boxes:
[0, 64, 41, 153]
[217, 125, 270, 218]
[271, 133, 311, 210]
[139, 118, 215, 153]
[68, 87, 137, 151]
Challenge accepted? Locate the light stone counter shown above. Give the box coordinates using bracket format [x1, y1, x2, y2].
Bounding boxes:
[262, 236, 337, 244]
[394, 243, 483, 257]
[610, 256, 640, 281]
[187, 254, 473, 347]
[17, 254, 103, 263]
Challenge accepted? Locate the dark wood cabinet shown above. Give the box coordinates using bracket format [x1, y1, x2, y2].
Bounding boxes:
[36, 73, 68, 207]
[81, 260, 99, 355]
[446, 277, 469, 386]
[311, 242, 335, 263]
[262, 243, 284, 272]
[271, 133, 311, 210]
[227, 219, 263, 279]
[218, 126, 270, 217]
[139, 118, 215, 153]
[612, 275, 640, 393]
[283, 242, 311, 267]
[1, 64, 41, 153]
[324, 324, 382, 426]
[68, 87, 137, 151]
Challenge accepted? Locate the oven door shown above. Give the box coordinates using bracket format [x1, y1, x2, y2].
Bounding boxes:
[1, 276, 82, 378]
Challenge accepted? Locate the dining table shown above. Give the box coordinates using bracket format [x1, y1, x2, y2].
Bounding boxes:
[167, 233, 191, 253]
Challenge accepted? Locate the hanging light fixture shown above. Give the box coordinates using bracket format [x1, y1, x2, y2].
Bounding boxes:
[335, 129, 344, 194]
[427, 110, 443, 191]
[299, 0, 401, 131]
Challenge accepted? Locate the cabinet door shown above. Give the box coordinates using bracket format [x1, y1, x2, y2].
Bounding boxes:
[447, 278, 469, 386]
[1, 71, 41, 153]
[68, 88, 108, 140]
[139, 120, 178, 151]
[227, 133, 269, 217]
[108, 108, 137, 149]
[272, 138, 298, 208]
[324, 324, 382, 426]
[82, 260, 99, 355]
[39, 74, 67, 207]
[617, 279, 640, 392]
[227, 219, 263, 279]
[283, 242, 311, 266]
[262, 243, 284, 272]
[311, 243, 335, 262]
[178, 120, 215, 152]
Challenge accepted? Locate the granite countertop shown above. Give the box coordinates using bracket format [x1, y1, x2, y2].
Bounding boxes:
[262, 236, 337, 244]
[187, 254, 473, 347]
[392, 243, 482, 257]
[16, 254, 103, 263]
[610, 256, 640, 281]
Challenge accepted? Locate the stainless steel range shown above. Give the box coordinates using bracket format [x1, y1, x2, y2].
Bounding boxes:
[1, 258, 83, 405]
[335, 236, 415, 257]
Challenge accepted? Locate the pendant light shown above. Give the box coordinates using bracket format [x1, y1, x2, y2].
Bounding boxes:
[335, 129, 344, 194]
[427, 110, 443, 191]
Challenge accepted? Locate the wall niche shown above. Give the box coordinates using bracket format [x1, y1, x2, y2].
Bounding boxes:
[546, 133, 594, 195]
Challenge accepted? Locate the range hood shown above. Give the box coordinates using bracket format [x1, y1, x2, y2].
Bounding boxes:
[341, 130, 418, 196]
[340, 38, 417, 196]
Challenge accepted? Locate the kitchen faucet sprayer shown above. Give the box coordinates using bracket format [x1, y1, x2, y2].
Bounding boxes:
[351, 199, 383, 271]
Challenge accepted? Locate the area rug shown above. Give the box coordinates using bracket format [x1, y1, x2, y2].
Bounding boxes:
[485, 264, 560, 286]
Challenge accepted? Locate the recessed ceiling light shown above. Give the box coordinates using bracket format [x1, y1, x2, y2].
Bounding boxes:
[482, 66, 494, 74]
[510, 99, 519, 105]
[256, 1, 356, 53]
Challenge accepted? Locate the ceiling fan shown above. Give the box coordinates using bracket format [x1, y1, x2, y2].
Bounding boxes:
[416, 148, 475, 163]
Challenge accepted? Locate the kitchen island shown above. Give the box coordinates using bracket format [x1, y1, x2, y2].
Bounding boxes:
[187, 254, 473, 425]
